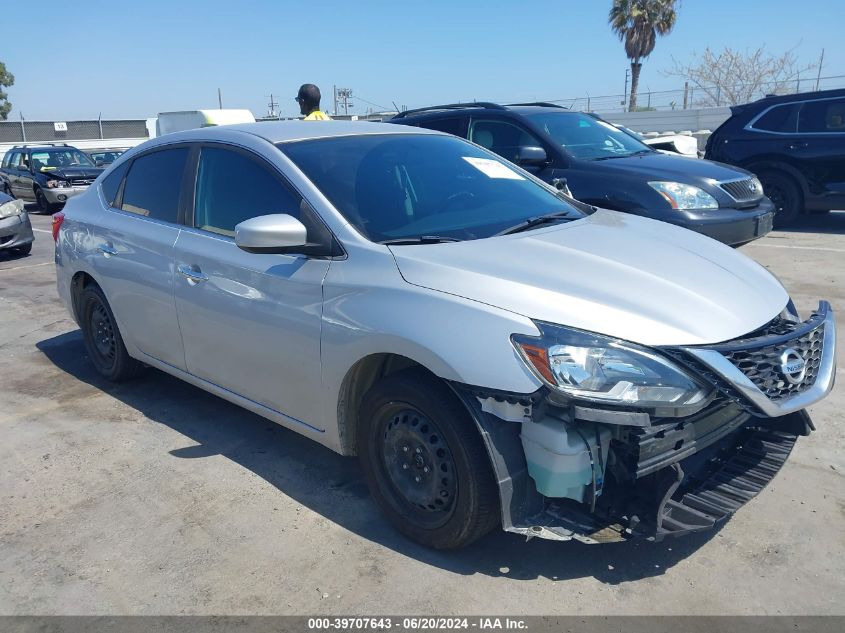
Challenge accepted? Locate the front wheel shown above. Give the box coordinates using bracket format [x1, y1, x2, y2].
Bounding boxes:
[358, 369, 500, 549]
[78, 284, 143, 381]
[758, 171, 803, 228]
[34, 187, 54, 214]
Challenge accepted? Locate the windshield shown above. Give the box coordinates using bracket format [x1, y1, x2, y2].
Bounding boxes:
[527, 112, 653, 160]
[31, 149, 96, 171]
[279, 134, 581, 243]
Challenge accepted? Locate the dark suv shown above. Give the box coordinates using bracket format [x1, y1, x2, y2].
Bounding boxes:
[705, 88, 845, 226]
[0, 144, 104, 213]
[390, 103, 775, 246]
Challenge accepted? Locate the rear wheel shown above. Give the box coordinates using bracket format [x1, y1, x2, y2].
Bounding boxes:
[358, 368, 499, 549]
[78, 284, 143, 381]
[757, 170, 803, 228]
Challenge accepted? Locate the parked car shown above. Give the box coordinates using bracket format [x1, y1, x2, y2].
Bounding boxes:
[705, 88, 845, 227]
[54, 121, 835, 549]
[0, 190, 34, 257]
[86, 148, 126, 167]
[0, 144, 104, 212]
[390, 103, 775, 246]
[614, 124, 701, 158]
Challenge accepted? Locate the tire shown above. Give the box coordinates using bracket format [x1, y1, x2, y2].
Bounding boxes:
[34, 187, 54, 214]
[757, 170, 803, 228]
[358, 368, 500, 549]
[2, 183, 12, 197]
[78, 284, 143, 382]
[13, 242, 32, 257]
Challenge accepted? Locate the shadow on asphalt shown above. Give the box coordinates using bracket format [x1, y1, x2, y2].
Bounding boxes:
[777, 210, 845, 235]
[36, 330, 720, 585]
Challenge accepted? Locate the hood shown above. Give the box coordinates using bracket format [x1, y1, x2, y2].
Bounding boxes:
[389, 210, 787, 347]
[587, 151, 750, 182]
[42, 166, 104, 181]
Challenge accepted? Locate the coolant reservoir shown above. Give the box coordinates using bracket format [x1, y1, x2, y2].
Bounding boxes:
[520, 419, 610, 503]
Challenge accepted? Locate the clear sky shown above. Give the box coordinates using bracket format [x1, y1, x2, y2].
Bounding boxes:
[2, 0, 842, 120]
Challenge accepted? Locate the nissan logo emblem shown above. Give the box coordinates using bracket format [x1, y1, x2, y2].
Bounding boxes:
[780, 348, 807, 385]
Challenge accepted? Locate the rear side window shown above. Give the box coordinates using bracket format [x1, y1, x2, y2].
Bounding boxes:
[469, 119, 543, 162]
[797, 98, 845, 133]
[100, 161, 129, 208]
[120, 148, 189, 222]
[4, 151, 19, 168]
[417, 117, 467, 138]
[194, 146, 301, 236]
[751, 103, 799, 133]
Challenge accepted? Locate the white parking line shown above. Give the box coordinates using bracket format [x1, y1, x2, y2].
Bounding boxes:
[0, 262, 52, 272]
[32, 228, 52, 234]
[749, 243, 845, 254]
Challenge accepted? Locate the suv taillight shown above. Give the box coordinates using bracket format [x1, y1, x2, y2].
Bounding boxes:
[51, 212, 65, 242]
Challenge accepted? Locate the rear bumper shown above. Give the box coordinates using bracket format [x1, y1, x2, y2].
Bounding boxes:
[0, 212, 34, 250]
[668, 199, 775, 245]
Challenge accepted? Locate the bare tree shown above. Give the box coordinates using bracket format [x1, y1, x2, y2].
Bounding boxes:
[0, 61, 14, 121]
[609, 0, 678, 112]
[665, 46, 816, 107]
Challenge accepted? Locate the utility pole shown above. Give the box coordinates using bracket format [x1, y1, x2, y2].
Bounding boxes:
[683, 81, 689, 110]
[336, 88, 353, 115]
[622, 68, 630, 111]
[815, 48, 825, 91]
[333, 85, 338, 116]
[266, 94, 279, 118]
[218, 88, 223, 109]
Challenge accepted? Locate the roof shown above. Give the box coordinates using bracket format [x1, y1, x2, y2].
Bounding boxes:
[391, 102, 573, 121]
[180, 120, 441, 144]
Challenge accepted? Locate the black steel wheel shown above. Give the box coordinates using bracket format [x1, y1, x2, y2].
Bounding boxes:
[758, 171, 803, 228]
[359, 368, 499, 549]
[78, 284, 143, 381]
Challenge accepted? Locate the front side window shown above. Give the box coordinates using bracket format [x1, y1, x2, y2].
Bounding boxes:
[798, 98, 845, 133]
[280, 134, 580, 243]
[120, 147, 188, 222]
[751, 103, 800, 133]
[469, 119, 543, 163]
[30, 149, 96, 171]
[527, 112, 653, 160]
[193, 147, 302, 237]
[100, 161, 129, 208]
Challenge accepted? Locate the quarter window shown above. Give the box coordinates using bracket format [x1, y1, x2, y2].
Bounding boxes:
[797, 98, 845, 133]
[193, 147, 301, 236]
[469, 119, 543, 163]
[101, 161, 129, 208]
[120, 148, 189, 223]
[751, 103, 799, 133]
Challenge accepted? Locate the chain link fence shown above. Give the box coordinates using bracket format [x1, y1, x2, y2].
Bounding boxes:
[0, 119, 149, 144]
[549, 74, 845, 114]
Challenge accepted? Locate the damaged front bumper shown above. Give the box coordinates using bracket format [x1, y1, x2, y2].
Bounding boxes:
[452, 301, 835, 544]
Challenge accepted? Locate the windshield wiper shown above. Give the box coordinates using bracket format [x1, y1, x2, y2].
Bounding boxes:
[379, 235, 463, 245]
[593, 148, 654, 161]
[493, 211, 575, 236]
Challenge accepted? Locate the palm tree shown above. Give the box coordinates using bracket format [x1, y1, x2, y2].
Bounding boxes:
[609, 0, 678, 111]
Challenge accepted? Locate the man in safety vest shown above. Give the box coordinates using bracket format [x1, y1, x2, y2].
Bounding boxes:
[296, 84, 332, 120]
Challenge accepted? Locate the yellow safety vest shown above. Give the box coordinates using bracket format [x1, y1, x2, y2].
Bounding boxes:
[303, 110, 332, 121]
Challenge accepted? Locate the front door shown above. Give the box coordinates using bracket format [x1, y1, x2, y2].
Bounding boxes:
[173, 144, 329, 429]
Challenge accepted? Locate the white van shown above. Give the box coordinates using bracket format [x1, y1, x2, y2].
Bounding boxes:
[155, 109, 256, 137]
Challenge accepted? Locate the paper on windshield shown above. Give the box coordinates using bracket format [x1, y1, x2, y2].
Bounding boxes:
[462, 157, 525, 180]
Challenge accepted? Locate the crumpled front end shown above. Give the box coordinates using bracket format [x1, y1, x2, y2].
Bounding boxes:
[454, 302, 836, 543]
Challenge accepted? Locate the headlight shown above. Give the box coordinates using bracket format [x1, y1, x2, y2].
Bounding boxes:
[648, 181, 719, 210]
[512, 322, 711, 414]
[0, 198, 25, 219]
[46, 179, 70, 189]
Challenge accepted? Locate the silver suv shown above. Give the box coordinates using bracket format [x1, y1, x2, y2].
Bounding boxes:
[54, 122, 836, 549]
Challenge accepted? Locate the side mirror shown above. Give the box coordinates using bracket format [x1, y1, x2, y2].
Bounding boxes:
[513, 146, 547, 167]
[234, 214, 308, 254]
[95, 161, 105, 167]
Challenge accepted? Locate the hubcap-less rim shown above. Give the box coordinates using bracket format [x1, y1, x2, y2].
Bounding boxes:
[89, 301, 116, 364]
[380, 407, 457, 527]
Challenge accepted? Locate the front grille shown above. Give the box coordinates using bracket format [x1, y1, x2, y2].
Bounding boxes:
[69, 179, 94, 186]
[719, 178, 763, 205]
[722, 325, 823, 400]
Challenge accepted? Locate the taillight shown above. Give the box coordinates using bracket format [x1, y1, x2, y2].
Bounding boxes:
[51, 211, 65, 242]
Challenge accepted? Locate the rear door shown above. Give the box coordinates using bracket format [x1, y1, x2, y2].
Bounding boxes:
[794, 97, 845, 208]
[172, 143, 329, 430]
[89, 146, 190, 370]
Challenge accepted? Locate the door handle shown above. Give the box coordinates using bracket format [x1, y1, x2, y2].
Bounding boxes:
[98, 243, 118, 257]
[178, 264, 209, 284]
[787, 141, 808, 150]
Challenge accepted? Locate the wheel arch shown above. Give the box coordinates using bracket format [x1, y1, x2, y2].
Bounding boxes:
[69, 270, 100, 322]
[742, 159, 809, 198]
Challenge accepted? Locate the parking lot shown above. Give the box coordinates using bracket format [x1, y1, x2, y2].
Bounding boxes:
[1, 210, 843, 615]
